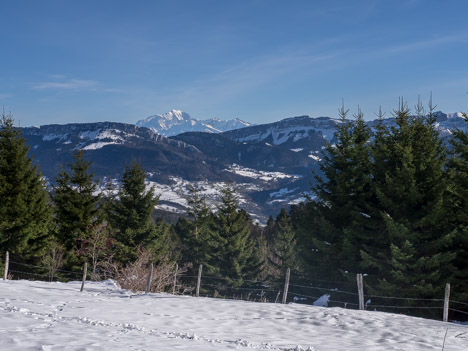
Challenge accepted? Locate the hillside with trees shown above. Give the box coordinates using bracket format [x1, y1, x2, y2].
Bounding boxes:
[1, 101, 467, 319]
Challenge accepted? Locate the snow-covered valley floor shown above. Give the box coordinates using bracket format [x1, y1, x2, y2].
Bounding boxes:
[1, 280, 467, 350]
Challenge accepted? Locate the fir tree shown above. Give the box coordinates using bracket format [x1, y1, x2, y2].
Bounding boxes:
[446, 112, 468, 303]
[53, 150, 101, 263]
[361, 99, 455, 298]
[176, 185, 221, 274]
[296, 104, 373, 280]
[0, 112, 53, 260]
[271, 208, 298, 273]
[109, 160, 168, 263]
[215, 183, 262, 287]
[264, 216, 276, 243]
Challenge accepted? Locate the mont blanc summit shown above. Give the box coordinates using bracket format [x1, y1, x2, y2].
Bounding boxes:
[136, 109, 252, 137]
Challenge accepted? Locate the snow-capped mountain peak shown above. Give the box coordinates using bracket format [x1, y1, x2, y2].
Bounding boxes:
[136, 110, 253, 137]
[160, 109, 191, 121]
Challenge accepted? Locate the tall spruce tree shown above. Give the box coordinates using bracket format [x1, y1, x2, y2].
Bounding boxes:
[271, 208, 298, 274]
[109, 160, 168, 263]
[176, 186, 221, 274]
[0, 112, 52, 260]
[53, 150, 101, 263]
[361, 100, 455, 298]
[296, 105, 373, 280]
[215, 183, 262, 287]
[447, 112, 468, 304]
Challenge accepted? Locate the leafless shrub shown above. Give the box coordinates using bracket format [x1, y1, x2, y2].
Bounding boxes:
[87, 224, 112, 281]
[41, 240, 65, 281]
[74, 223, 115, 281]
[100, 247, 191, 294]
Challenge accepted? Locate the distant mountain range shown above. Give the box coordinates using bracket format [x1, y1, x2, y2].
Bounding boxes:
[20, 110, 467, 223]
[136, 109, 253, 136]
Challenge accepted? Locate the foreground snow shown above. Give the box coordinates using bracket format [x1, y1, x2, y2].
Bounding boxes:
[0, 280, 467, 350]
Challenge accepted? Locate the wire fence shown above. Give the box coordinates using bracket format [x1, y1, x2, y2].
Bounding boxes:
[3, 252, 468, 323]
[7, 259, 83, 282]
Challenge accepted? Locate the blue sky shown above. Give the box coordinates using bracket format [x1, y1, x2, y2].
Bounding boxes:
[1, 0, 468, 126]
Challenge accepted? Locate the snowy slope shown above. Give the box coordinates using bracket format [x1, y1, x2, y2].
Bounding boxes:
[136, 109, 253, 136]
[223, 112, 468, 146]
[1, 280, 467, 350]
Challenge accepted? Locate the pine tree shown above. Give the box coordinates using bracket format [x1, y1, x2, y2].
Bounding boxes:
[296, 104, 373, 280]
[53, 150, 101, 263]
[446, 112, 468, 304]
[271, 208, 298, 274]
[361, 100, 455, 298]
[0, 112, 53, 260]
[109, 160, 168, 263]
[215, 183, 262, 287]
[176, 186, 221, 274]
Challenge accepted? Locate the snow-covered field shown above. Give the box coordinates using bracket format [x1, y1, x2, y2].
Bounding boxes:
[226, 164, 301, 182]
[98, 176, 269, 222]
[1, 280, 467, 350]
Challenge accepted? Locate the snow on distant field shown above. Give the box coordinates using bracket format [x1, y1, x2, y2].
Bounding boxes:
[148, 179, 189, 207]
[42, 133, 69, 142]
[155, 204, 183, 213]
[82, 141, 120, 150]
[146, 177, 263, 218]
[97, 176, 265, 220]
[148, 177, 228, 210]
[234, 125, 337, 145]
[80, 129, 127, 150]
[79, 130, 100, 140]
[1, 279, 467, 350]
[308, 154, 322, 162]
[269, 187, 298, 198]
[226, 164, 301, 182]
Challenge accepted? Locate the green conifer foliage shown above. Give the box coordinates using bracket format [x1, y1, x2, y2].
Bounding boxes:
[361, 100, 455, 298]
[447, 112, 468, 303]
[215, 183, 262, 287]
[272, 208, 298, 273]
[109, 160, 167, 263]
[296, 105, 373, 280]
[176, 186, 221, 274]
[0, 112, 52, 259]
[53, 150, 100, 259]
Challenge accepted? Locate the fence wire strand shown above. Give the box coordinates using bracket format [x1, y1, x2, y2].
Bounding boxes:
[450, 300, 468, 307]
[365, 294, 444, 302]
[289, 291, 360, 306]
[449, 308, 468, 315]
[10, 260, 81, 276]
[9, 269, 55, 279]
[4, 255, 468, 322]
[288, 283, 359, 296]
[368, 305, 443, 310]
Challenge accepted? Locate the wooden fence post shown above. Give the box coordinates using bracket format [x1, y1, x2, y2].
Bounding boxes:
[3, 251, 9, 280]
[145, 263, 154, 294]
[357, 273, 364, 310]
[443, 283, 451, 322]
[172, 263, 178, 295]
[80, 262, 87, 292]
[282, 267, 290, 304]
[196, 264, 203, 297]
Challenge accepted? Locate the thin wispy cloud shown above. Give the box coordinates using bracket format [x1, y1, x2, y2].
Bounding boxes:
[314, 32, 467, 76]
[379, 34, 466, 55]
[164, 50, 341, 106]
[33, 78, 98, 90]
[31, 76, 126, 94]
